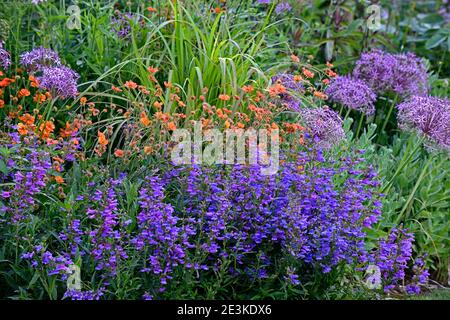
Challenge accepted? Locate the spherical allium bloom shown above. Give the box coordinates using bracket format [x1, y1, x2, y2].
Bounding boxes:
[20, 47, 61, 72]
[0, 42, 11, 70]
[299, 107, 345, 149]
[275, 2, 292, 14]
[111, 12, 136, 39]
[272, 73, 304, 111]
[325, 76, 377, 115]
[396, 96, 450, 152]
[352, 49, 395, 94]
[353, 49, 428, 97]
[37, 66, 79, 98]
[390, 52, 429, 97]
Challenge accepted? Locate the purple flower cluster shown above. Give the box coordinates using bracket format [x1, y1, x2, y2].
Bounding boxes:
[20, 47, 79, 98]
[257, 0, 292, 13]
[396, 96, 450, 152]
[176, 150, 382, 277]
[111, 12, 137, 39]
[406, 256, 430, 294]
[275, 2, 292, 14]
[353, 49, 429, 97]
[325, 76, 377, 115]
[0, 137, 51, 223]
[64, 288, 105, 300]
[21, 245, 74, 279]
[37, 66, 80, 99]
[20, 47, 61, 72]
[299, 107, 346, 149]
[367, 228, 429, 294]
[0, 42, 11, 70]
[130, 176, 195, 287]
[271, 73, 304, 111]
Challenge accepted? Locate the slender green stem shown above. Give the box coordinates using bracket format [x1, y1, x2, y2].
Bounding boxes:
[380, 95, 398, 136]
[396, 156, 433, 224]
[382, 135, 424, 194]
[355, 112, 365, 139]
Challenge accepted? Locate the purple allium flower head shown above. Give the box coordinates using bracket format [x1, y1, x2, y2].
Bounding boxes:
[20, 47, 61, 72]
[0, 42, 11, 70]
[325, 76, 377, 115]
[353, 49, 395, 94]
[396, 96, 450, 152]
[257, 0, 271, 4]
[37, 66, 79, 98]
[353, 49, 428, 97]
[300, 107, 345, 149]
[390, 52, 429, 97]
[275, 2, 292, 14]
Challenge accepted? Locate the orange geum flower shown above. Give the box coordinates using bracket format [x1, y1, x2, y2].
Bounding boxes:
[167, 122, 177, 131]
[164, 81, 173, 89]
[54, 176, 64, 184]
[326, 69, 337, 77]
[98, 131, 108, 146]
[39, 121, 55, 139]
[18, 89, 30, 98]
[124, 80, 138, 89]
[46, 138, 59, 145]
[294, 75, 303, 82]
[144, 146, 153, 155]
[17, 123, 28, 135]
[147, 66, 159, 74]
[80, 97, 87, 106]
[302, 68, 315, 79]
[313, 91, 328, 100]
[114, 149, 124, 157]
[242, 85, 254, 93]
[33, 93, 46, 103]
[0, 99, 4, 108]
[291, 54, 300, 63]
[19, 113, 35, 125]
[322, 79, 330, 85]
[153, 101, 163, 109]
[0, 78, 14, 87]
[218, 94, 230, 101]
[54, 176, 65, 184]
[112, 85, 122, 92]
[147, 6, 157, 13]
[140, 112, 152, 126]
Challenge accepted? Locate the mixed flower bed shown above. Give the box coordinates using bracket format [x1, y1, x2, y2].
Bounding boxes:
[0, 0, 448, 300]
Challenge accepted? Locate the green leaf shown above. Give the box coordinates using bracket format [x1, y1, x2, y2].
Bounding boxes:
[421, 14, 445, 25]
[0, 159, 8, 175]
[425, 33, 447, 49]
